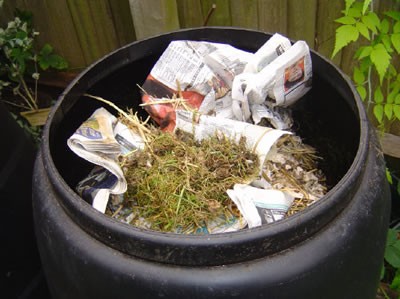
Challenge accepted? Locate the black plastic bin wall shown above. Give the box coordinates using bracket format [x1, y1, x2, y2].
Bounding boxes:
[0, 102, 41, 297]
[33, 28, 390, 299]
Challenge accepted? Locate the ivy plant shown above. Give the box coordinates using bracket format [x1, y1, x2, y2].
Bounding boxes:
[332, 0, 400, 132]
[0, 4, 68, 111]
[382, 228, 400, 296]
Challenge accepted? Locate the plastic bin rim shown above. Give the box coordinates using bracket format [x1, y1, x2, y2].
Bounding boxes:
[39, 27, 369, 244]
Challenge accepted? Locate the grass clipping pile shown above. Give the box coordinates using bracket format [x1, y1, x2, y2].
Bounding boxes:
[105, 113, 327, 234]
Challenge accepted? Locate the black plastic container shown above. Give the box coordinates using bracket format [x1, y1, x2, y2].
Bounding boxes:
[0, 103, 41, 298]
[33, 28, 390, 299]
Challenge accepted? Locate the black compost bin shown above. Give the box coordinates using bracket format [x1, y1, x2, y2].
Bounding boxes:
[0, 102, 41, 297]
[33, 28, 391, 299]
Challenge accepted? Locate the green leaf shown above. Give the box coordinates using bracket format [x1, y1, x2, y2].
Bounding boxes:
[48, 54, 68, 70]
[388, 91, 396, 104]
[362, 13, 380, 34]
[388, 64, 398, 79]
[397, 180, 400, 197]
[386, 168, 393, 184]
[374, 104, 384, 123]
[332, 25, 359, 57]
[392, 79, 400, 92]
[348, 7, 362, 18]
[345, 0, 356, 14]
[354, 47, 363, 58]
[380, 18, 390, 34]
[15, 30, 27, 40]
[385, 229, 400, 268]
[38, 43, 68, 70]
[394, 21, 400, 33]
[374, 86, 384, 103]
[358, 45, 373, 59]
[392, 33, 400, 54]
[386, 11, 400, 22]
[353, 67, 365, 84]
[387, 229, 398, 245]
[362, 0, 372, 15]
[381, 264, 385, 280]
[370, 43, 391, 84]
[385, 103, 393, 120]
[336, 16, 356, 25]
[386, 244, 400, 268]
[395, 94, 400, 104]
[356, 21, 370, 39]
[394, 104, 400, 121]
[40, 43, 53, 56]
[382, 35, 393, 52]
[391, 269, 400, 291]
[356, 85, 367, 101]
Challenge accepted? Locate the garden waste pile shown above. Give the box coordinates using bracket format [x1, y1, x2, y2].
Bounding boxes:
[67, 33, 327, 234]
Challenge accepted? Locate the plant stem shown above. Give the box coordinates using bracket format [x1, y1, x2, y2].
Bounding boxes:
[15, 87, 36, 110]
[34, 59, 38, 108]
[0, 99, 29, 110]
[366, 0, 375, 114]
[379, 284, 390, 299]
[18, 73, 38, 110]
[367, 65, 373, 112]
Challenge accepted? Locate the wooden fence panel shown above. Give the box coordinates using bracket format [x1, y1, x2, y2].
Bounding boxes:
[287, 0, 317, 48]
[129, 0, 180, 41]
[32, 0, 87, 69]
[108, 0, 136, 46]
[176, 0, 204, 28]
[0, 0, 395, 72]
[67, 0, 121, 65]
[257, 0, 288, 35]
[314, 0, 344, 64]
[230, 0, 258, 29]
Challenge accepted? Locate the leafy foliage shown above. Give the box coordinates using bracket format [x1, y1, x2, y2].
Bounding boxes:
[0, 7, 68, 111]
[385, 229, 400, 268]
[383, 228, 400, 293]
[333, 0, 400, 131]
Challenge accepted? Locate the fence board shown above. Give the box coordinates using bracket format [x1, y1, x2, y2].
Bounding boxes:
[177, 0, 204, 28]
[31, 0, 86, 70]
[67, 0, 104, 64]
[0, 0, 17, 27]
[287, 0, 317, 48]
[5, 0, 396, 76]
[87, 0, 120, 55]
[129, 0, 180, 40]
[108, 0, 136, 46]
[24, 0, 62, 61]
[257, 0, 288, 35]
[230, 0, 258, 29]
[314, 0, 344, 65]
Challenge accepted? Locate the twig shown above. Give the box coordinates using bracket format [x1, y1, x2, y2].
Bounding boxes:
[203, 3, 217, 26]
[18, 73, 38, 110]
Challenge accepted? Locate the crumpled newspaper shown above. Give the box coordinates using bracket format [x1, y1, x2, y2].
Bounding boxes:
[67, 108, 144, 213]
[141, 33, 311, 130]
[67, 34, 325, 233]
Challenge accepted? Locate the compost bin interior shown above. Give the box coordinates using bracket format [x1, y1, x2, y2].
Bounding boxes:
[45, 31, 361, 258]
[50, 56, 359, 197]
[36, 27, 373, 268]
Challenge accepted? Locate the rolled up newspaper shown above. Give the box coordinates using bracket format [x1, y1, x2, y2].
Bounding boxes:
[174, 109, 291, 168]
[67, 107, 144, 212]
[235, 40, 312, 108]
[243, 33, 292, 74]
